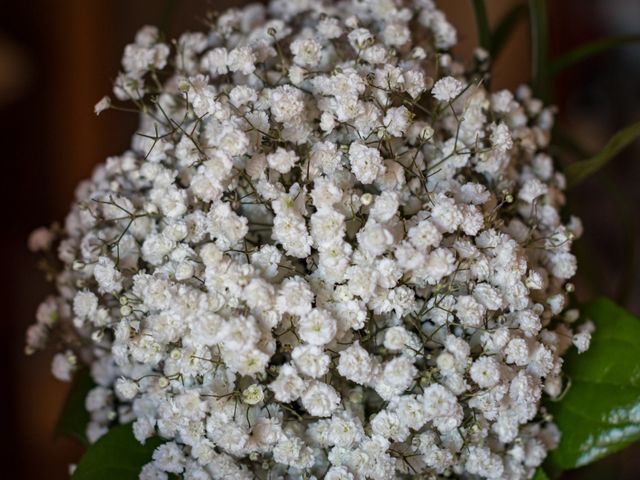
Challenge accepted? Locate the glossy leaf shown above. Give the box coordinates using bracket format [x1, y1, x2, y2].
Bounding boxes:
[491, 4, 528, 60]
[55, 368, 95, 445]
[547, 298, 640, 469]
[471, 0, 492, 51]
[565, 120, 640, 187]
[549, 34, 640, 75]
[72, 423, 165, 480]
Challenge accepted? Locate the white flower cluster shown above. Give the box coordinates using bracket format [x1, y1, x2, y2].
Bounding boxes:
[27, 1, 590, 478]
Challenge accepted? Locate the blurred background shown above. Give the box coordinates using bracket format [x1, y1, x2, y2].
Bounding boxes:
[1, 1, 639, 478]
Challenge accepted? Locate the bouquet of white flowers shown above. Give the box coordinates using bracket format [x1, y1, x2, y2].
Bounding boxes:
[27, 1, 640, 479]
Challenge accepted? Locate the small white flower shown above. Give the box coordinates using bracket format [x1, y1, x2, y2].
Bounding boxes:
[572, 331, 591, 353]
[422, 384, 463, 433]
[291, 344, 330, 378]
[94, 95, 111, 115]
[383, 106, 412, 137]
[242, 384, 265, 405]
[338, 341, 376, 385]
[51, 350, 76, 381]
[432, 76, 464, 102]
[152, 442, 185, 474]
[269, 364, 305, 403]
[298, 309, 337, 346]
[290, 38, 322, 67]
[73, 290, 98, 319]
[227, 46, 256, 75]
[518, 178, 548, 203]
[469, 356, 501, 388]
[29, 4, 584, 477]
[115, 377, 139, 400]
[267, 147, 299, 174]
[349, 142, 385, 184]
[300, 381, 340, 417]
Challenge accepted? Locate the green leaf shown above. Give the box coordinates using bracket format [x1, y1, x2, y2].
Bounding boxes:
[490, 4, 528, 60]
[549, 34, 640, 76]
[528, 0, 550, 101]
[532, 469, 550, 480]
[471, 0, 492, 52]
[565, 120, 640, 187]
[72, 423, 165, 480]
[160, 0, 178, 35]
[55, 368, 95, 445]
[547, 298, 640, 469]
[599, 173, 638, 305]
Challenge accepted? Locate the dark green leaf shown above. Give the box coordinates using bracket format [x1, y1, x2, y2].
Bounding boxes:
[547, 298, 640, 469]
[549, 34, 640, 75]
[491, 4, 528, 60]
[528, 0, 549, 101]
[565, 120, 640, 187]
[532, 468, 550, 480]
[471, 0, 492, 52]
[555, 128, 639, 304]
[160, 0, 178, 35]
[72, 423, 165, 480]
[599, 173, 638, 306]
[55, 368, 95, 445]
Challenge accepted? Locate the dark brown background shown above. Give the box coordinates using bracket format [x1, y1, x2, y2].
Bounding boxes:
[1, 1, 639, 478]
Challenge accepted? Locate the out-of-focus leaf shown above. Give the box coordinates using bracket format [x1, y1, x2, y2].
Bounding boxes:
[599, 173, 638, 306]
[491, 4, 528, 60]
[72, 423, 165, 480]
[532, 468, 550, 480]
[528, 0, 549, 101]
[549, 34, 640, 75]
[565, 120, 640, 187]
[54, 368, 95, 445]
[547, 298, 640, 469]
[471, 0, 492, 51]
[160, 0, 178, 34]
[555, 129, 638, 305]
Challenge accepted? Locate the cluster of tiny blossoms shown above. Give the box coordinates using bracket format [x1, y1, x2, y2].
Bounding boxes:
[27, 1, 592, 478]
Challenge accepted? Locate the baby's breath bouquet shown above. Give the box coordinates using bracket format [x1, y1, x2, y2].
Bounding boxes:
[27, 1, 640, 479]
